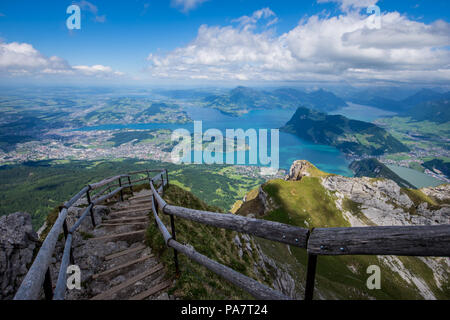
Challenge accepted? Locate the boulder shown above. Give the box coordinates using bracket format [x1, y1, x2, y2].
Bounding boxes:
[285, 160, 314, 181]
[0, 212, 39, 300]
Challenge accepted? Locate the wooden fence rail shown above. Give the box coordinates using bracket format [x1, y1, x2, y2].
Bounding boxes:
[149, 174, 450, 301]
[149, 180, 291, 300]
[89, 174, 129, 190]
[14, 170, 162, 301]
[14, 168, 450, 301]
[164, 205, 309, 248]
[169, 240, 291, 300]
[307, 225, 450, 256]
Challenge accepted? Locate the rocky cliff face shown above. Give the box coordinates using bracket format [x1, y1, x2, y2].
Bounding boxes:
[0, 212, 39, 300]
[236, 160, 450, 300]
[320, 175, 449, 226]
[318, 173, 449, 300]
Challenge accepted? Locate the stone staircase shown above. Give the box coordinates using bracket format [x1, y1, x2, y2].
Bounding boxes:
[61, 190, 173, 300]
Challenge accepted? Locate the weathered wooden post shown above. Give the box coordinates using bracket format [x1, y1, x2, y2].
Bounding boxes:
[165, 169, 169, 187]
[127, 176, 133, 196]
[150, 177, 159, 228]
[43, 267, 53, 300]
[118, 177, 124, 202]
[62, 219, 75, 264]
[86, 187, 96, 228]
[170, 214, 180, 275]
[304, 253, 318, 300]
[146, 170, 150, 187]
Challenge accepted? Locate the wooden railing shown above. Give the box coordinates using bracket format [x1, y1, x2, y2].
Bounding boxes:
[14, 169, 163, 300]
[14, 169, 450, 300]
[148, 173, 450, 300]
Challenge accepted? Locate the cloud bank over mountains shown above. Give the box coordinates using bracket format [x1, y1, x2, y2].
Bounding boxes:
[146, 5, 450, 84]
[0, 0, 449, 85]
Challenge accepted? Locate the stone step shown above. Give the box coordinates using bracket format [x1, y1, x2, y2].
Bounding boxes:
[128, 200, 152, 206]
[129, 280, 172, 300]
[105, 216, 149, 224]
[91, 263, 164, 300]
[98, 221, 148, 228]
[91, 230, 146, 242]
[92, 254, 154, 280]
[108, 214, 151, 221]
[129, 194, 152, 201]
[115, 204, 152, 211]
[105, 244, 146, 261]
[110, 207, 152, 215]
[109, 211, 151, 218]
[99, 222, 148, 228]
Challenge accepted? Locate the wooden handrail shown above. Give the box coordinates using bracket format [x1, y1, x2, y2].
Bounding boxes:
[307, 225, 450, 257]
[149, 178, 291, 300]
[151, 194, 172, 244]
[14, 168, 450, 301]
[148, 175, 450, 301]
[14, 208, 69, 300]
[168, 239, 291, 300]
[93, 185, 127, 205]
[89, 174, 129, 190]
[130, 177, 148, 184]
[164, 205, 309, 248]
[53, 234, 73, 300]
[151, 181, 167, 208]
[14, 172, 158, 301]
[63, 186, 90, 209]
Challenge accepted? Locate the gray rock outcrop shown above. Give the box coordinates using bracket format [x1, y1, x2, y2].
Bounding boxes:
[0, 212, 39, 300]
[285, 160, 315, 181]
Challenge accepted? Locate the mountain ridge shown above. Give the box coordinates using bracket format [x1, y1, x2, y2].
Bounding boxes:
[281, 106, 410, 156]
[203, 86, 347, 116]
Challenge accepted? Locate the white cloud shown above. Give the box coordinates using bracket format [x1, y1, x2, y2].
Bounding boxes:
[232, 8, 278, 28]
[171, 0, 208, 13]
[145, 8, 450, 84]
[317, 0, 379, 11]
[0, 41, 123, 78]
[0, 42, 70, 73]
[76, 0, 106, 23]
[73, 65, 124, 76]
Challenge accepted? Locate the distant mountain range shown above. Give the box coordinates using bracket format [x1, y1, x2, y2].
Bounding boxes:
[202, 86, 450, 122]
[281, 107, 409, 156]
[404, 96, 450, 124]
[345, 88, 450, 113]
[203, 86, 348, 116]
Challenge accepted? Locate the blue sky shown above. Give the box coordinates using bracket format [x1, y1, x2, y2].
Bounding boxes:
[0, 0, 449, 86]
